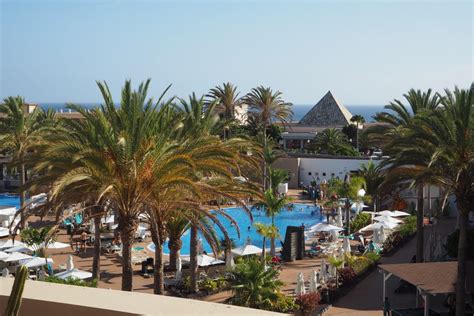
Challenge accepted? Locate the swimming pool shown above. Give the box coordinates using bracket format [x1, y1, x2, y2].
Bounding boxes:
[0, 193, 20, 208]
[149, 203, 323, 255]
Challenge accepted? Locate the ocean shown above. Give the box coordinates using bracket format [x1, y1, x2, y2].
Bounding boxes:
[38, 103, 385, 123]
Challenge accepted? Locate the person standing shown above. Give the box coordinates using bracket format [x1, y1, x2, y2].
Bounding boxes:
[81, 230, 88, 253]
[383, 297, 391, 316]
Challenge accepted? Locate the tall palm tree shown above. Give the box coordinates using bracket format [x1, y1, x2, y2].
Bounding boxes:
[244, 86, 293, 189]
[313, 128, 358, 156]
[0, 97, 57, 228]
[254, 189, 290, 256]
[206, 82, 243, 139]
[350, 114, 365, 152]
[29, 80, 185, 291]
[394, 85, 473, 314]
[368, 88, 440, 262]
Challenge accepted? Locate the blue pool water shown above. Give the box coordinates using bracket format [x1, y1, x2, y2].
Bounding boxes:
[0, 193, 20, 208]
[150, 203, 323, 255]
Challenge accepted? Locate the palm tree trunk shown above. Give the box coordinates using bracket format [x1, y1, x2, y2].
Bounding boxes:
[261, 237, 266, 262]
[189, 225, 199, 292]
[19, 163, 26, 229]
[416, 185, 424, 263]
[153, 239, 164, 295]
[270, 216, 276, 256]
[92, 215, 101, 280]
[262, 127, 267, 191]
[120, 223, 135, 291]
[168, 238, 182, 271]
[455, 202, 468, 316]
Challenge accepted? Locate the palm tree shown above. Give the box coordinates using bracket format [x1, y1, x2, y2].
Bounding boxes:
[254, 189, 290, 256]
[166, 214, 190, 271]
[177, 93, 220, 136]
[20, 226, 57, 265]
[0, 97, 57, 228]
[368, 88, 440, 263]
[206, 82, 243, 139]
[229, 257, 284, 309]
[244, 86, 293, 189]
[313, 128, 358, 156]
[350, 114, 365, 152]
[29, 80, 185, 291]
[358, 161, 385, 212]
[254, 222, 279, 262]
[326, 176, 367, 234]
[269, 168, 288, 193]
[394, 85, 473, 314]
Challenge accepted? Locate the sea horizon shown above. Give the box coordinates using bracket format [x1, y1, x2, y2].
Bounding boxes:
[38, 103, 386, 122]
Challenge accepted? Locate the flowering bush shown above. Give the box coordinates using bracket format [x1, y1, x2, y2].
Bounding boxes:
[295, 292, 321, 315]
[337, 267, 356, 285]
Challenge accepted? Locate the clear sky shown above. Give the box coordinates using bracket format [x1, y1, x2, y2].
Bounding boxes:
[1, 0, 472, 105]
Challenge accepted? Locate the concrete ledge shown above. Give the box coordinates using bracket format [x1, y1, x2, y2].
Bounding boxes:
[0, 279, 281, 315]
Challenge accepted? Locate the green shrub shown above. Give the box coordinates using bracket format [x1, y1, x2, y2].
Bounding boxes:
[397, 215, 416, 237]
[44, 276, 97, 287]
[229, 257, 285, 312]
[350, 213, 371, 232]
[349, 256, 371, 274]
[199, 279, 218, 293]
[364, 252, 381, 263]
[271, 293, 298, 313]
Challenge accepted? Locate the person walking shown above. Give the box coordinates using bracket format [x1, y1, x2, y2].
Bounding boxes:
[383, 297, 391, 316]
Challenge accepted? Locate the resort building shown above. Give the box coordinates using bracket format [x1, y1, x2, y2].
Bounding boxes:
[281, 91, 354, 150]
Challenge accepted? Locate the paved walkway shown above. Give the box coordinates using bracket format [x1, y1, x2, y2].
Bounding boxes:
[326, 218, 456, 315]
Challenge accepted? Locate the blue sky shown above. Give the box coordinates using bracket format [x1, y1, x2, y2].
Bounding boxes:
[1, 0, 472, 105]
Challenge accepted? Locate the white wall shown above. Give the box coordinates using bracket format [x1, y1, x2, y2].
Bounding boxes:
[299, 157, 380, 185]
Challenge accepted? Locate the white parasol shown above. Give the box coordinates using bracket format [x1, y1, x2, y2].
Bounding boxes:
[67, 254, 74, 270]
[20, 257, 53, 268]
[196, 254, 224, 267]
[54, 268, 92, 280]
[360, 221, 398, 232]
[320, 259, 328, 283]
[0, 251, 9, 260]
[308, 222, 344, 233]
[343, 236, 351, 254]
[309, 270, 319, 293]
[374, 215, 402, 224]
[0, 240, 24, 250]
[231, 244, 262, 256]
[379, 226, 386, 243]
[3, 252, 32, 262]
[295, 272, 306, 295]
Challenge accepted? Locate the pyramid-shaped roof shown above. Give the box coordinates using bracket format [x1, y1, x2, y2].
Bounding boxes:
[299, 91, 353, 127]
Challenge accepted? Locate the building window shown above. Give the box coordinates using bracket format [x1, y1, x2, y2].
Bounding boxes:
[308, 172, 312, 176]
[322, 172, 326, 177]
